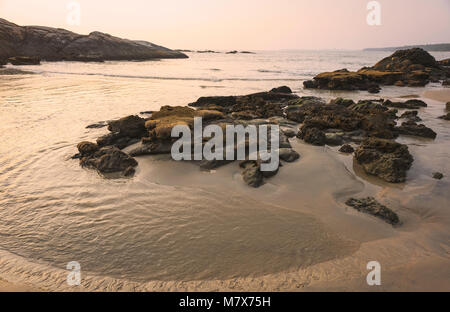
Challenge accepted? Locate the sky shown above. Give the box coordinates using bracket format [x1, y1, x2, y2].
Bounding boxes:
[1, 0, 449, 50]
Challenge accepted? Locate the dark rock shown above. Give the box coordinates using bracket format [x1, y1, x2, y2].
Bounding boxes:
[279, 148, 300, 162]
[226, 50, 238, 54]
[447, 102, 450, 111]
[240, 160, 264, 187]
[0, 18, 187, 62]
[339, 144, 355, 153]
[368, 84, 381, 93]
[77, 141, 99, 156]
[439, 58, 450, 67]
[438, 113, 450, 120]
[128, 141, 173, 156]
[432, 172, 444, 180]
[400, 110, 421, 122]
[97, 133, 138, 149]
[79, 146, 138, 176]
[329, 98, 355, 107]
[303, 80, 318, 89]
[443, 79, 450, 86]
[86, 121, 108, 129]
[270, 86, 292, 93]
[383, 99, 427, 109]
[354, 138, 413, 183]
[325, 132, 344, 146]
[7, 56, 40, 65]
[107, 115, 146, 138]
[345, 197, 400, 225]
[297, 126, 326, 146]
[396, 121, 437, 139]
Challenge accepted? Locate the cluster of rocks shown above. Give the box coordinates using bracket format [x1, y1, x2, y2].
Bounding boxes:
[304, 48, 450, 92]
[75, 86, 440, 186]
[75, 87, 301, 186]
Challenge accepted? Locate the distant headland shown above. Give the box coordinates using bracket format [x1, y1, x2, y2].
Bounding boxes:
[364, 43, 450, 52]
[0, 18, 188, 63]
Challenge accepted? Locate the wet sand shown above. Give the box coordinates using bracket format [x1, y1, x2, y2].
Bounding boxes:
[422, 88, 450, 103]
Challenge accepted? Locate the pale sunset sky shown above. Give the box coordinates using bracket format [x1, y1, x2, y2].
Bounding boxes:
[1, 0, 449, 50]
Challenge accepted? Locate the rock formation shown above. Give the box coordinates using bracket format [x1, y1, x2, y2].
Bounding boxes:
[0, 18, 187, 62]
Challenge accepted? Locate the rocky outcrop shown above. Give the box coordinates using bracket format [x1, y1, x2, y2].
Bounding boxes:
[354, 138, 413, 183]
[345, 197, 400, 225]
[438, 113, 450, 121]
[0, 18, 187, 62]
[383, 99, 427, 109]
[77, 87, 301, 186]
[396, 121, 437, 139]
[432, 172, 444, 180]
[304, 48, 449, 91]
[77, 142, 138, 176]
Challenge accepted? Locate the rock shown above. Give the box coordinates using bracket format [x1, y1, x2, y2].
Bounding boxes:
[240, 160, 264, 187]
[400, 110, 421, 122]
[396, 121, 437, 139]
[107, 115, 146, 138]
[354, 138, 414, 183]
[7, 56, 40, 65]
[278, 148, 300, 162]
[438, 113, 450, 120]
[372, 48, 440, 71]
[303, 80, 318, 89]
[368, 84, 381, 93]
[128, 141, 173, 156]
[86, 121, 108, 129]
[447, 102, 450, 111]
[0, 18, 187, 62]
[270, 86, 292, 93]
[339, 144, 354, 153]
[77, 141, 99, 156]
[226, 50, 238, 54]
[383, 99, 427, 109]
[325, 132, 344, 146]
[432, 172, 444, 180]
[79, 146, 138, 176]
[97, 132, 139, 149]
[439, 58, 450, 67]
[329, 98, 355, 107]
[282, 128, 297, 138]
[306, 48, 447, 91]
[443, 79, 450, 86]
[297, 126, 326, 146]
[345, 197, 400, 225]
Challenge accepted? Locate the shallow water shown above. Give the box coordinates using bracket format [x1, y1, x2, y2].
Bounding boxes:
[0, 50, 449, 290]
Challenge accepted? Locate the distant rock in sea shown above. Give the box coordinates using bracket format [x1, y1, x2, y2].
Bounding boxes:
[0, 18, 188, 62]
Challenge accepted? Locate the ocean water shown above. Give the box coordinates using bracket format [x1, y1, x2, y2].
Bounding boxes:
[1, 50, 449, 290]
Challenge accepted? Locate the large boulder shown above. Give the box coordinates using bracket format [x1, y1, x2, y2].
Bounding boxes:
[354, 138, 414, 183]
